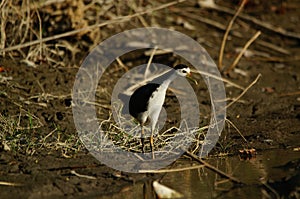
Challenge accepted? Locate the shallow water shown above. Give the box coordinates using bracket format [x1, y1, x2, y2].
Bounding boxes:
[100, 148, 299, 199]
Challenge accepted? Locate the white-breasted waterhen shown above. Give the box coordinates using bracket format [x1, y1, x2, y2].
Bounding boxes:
[128, 64, 196, 157]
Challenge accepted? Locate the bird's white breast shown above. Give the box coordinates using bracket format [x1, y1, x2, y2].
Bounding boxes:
[148, 83, 168, 117]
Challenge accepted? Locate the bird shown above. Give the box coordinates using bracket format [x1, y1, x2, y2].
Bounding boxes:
[128, 64, 196, 158]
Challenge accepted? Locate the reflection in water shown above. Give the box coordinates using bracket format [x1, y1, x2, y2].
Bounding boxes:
[98, 149, 299, 199]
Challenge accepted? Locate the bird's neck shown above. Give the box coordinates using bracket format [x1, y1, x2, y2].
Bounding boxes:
[162, 72, 177, 87]
[151, 69, 177, 87]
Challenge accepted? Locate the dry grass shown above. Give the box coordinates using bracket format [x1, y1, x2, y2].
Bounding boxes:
[0, 111, 83, 156]
[0, 0, 185, 66]
[85, 101, 207, 155]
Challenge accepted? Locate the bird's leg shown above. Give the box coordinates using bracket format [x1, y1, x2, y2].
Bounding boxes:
[150, 128, 155, 159]
[141, 125, 145, 153]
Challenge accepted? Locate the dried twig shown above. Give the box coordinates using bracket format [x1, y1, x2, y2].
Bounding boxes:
[0, 181, 23, 186]
[70, 170, 97, 180]
[279, 91, 300, 97]
[144, 48, 173, 56]
[0, 0, 8, 51]
[254, 56, 300, 62]
[36, 9, 43, 59]
[191, 69, 245, 90]
[261, 180, 280, 199]
[225, 118, 247, 143]
[225, 31, 261, 73]
[225, 74, 262, 110]
[0, 0, 6, 9]
[219, 0, 246, 70]
[129, 1, 150, 28]
[255, 40, 289, 55]
[184, 150, 244, 184]
[116, 57, 129, 71]
[144, 47, 157, 79]
[139, 164, 204, 173]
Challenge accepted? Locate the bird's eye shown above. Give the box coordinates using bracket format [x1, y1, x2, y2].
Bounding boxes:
[182, 70, 187, 73]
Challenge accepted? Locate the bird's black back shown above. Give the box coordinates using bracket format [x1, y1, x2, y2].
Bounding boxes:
[129, 83, 160, 119]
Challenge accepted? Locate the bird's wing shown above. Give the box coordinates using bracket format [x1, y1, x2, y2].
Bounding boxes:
[129, 83, 160, 118]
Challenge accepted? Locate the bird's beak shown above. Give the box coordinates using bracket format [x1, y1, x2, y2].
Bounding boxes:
[186, 72, 198, 85]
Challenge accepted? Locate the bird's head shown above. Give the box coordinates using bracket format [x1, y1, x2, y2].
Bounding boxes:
[174, 64, 191, 77]
[174, 64, 198, 85]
